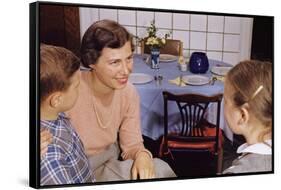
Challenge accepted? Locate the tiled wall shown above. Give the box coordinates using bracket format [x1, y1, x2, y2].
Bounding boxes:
[79, 7, 253, 65]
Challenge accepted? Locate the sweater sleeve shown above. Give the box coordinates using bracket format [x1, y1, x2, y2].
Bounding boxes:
[118, 83, 152, 160]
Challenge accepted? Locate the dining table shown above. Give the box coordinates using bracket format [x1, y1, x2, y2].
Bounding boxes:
[131, 54, 234, 142]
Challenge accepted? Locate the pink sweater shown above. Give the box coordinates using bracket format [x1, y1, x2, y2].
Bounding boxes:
[67, 71, 148, 160]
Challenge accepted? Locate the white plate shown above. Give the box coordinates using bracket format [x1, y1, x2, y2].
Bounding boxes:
[129, 73, 153, 84]
[182, 75, 210, 86]
[211, 66, 232, 76]
[159, 54, 178, 62]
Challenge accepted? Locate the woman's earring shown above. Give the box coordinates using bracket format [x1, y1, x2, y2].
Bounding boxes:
[90, 67, 94, 71]
[89, 65, 95, 71]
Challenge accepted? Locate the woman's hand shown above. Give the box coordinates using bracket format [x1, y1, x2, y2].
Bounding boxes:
[131, 151, 155, 180]
[40, 129, 53, 159]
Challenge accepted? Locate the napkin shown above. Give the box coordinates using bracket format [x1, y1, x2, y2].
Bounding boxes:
[169, 76, 187, 87]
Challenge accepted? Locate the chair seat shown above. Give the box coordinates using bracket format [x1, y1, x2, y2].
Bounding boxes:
[167, 127, 224, 153]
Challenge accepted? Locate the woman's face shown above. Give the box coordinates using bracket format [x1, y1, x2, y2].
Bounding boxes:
[91, 41, 133, 90]
[223, 79, 243, 135]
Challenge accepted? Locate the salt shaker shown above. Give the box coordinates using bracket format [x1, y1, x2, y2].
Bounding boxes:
[180, 63, 187, 71]
[178, 56, 187, 71]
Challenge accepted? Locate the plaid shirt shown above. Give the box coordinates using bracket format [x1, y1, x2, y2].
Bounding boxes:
[40, 113, 94, 185]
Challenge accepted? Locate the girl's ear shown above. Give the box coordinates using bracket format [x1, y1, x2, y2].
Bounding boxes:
[238, 103, 250, 126]
[50, 92, 63, 108]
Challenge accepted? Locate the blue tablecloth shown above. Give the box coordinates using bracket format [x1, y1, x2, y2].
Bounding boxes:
[132, 54, 233, 141]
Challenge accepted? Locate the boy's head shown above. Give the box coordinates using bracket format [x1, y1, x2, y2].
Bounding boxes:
[224, 60, 272, 142]
[40, 44, 81, 113]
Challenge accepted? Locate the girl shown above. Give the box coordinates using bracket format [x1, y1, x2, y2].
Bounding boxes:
[223, 60, 272, 174]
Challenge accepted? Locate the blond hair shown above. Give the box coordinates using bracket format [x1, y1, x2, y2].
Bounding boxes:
[226, 60, 272, 141]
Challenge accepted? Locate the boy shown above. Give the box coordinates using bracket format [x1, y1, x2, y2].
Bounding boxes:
[40, 44, 94, 185]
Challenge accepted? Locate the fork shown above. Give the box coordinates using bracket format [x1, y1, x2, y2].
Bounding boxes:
[210, 77, 217, 85]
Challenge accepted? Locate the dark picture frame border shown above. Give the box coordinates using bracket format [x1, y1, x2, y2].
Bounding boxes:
[29, 1, 274, 188]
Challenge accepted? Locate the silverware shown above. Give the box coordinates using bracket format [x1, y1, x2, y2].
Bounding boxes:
[179, 74, 183, 86]
[143, 56, 150, 65]
[210, 77, 217, 85]
[155, 75, 163, 86]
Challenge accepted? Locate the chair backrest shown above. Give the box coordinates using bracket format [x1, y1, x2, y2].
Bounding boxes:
[141, 38, 183, 56]
[162, 91, 223, 150]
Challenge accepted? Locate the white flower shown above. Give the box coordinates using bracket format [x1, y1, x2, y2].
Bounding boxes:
[141, 20, 171, 49]
[152, 38, 159, 45]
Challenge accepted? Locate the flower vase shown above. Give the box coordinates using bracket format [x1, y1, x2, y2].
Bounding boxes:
[150, 48, 160, 69]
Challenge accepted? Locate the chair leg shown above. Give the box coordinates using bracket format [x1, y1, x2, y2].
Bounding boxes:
[217, 149, 223, 174]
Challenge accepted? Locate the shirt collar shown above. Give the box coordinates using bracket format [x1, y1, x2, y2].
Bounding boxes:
[237, 139, 272, 155]
[41, 112, 67, 130]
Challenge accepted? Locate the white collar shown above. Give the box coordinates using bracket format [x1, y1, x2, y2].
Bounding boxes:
[237, 139, 272, 155]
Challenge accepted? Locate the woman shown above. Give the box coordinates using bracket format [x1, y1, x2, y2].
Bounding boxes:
[66, 19, 175, 182]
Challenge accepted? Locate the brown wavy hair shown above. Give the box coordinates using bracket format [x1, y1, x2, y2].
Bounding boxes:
[226, 60, 272, 142]
[80, 19, 134, 68]
[40, 44, 80, 103]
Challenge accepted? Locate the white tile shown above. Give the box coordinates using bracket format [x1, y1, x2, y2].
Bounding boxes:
[158, 29, 172, 39]
[190, 32, 207, 50]
[137, 27, 147, 38]
[190, 14, 207, 31]
[207, 33, 223, 51]
[118, 10, 136, 25]
[80, 7, 99, 22]
[124, 26, 136, 36]
[224, 16, 241, 34]
[79, 7, 99, 37]
[173, 30, 189, 49]
[90, 8, 99, 22]
[190, 50, 206, 54]
[99, 8, 117, 22]
[137, 11, 154, 27]
[223, 34, 240, 52]
[223, 52, 239, 66]
[207, 51, 223, 61]
[207, 15, 224, 32]
[173, 13, 190, 30]
[182, 49, 190, 59]
[155, 12, 172, 28]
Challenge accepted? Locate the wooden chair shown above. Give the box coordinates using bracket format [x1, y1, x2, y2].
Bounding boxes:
[159, 91, 224, 174]
[141, 38, 183, 56]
